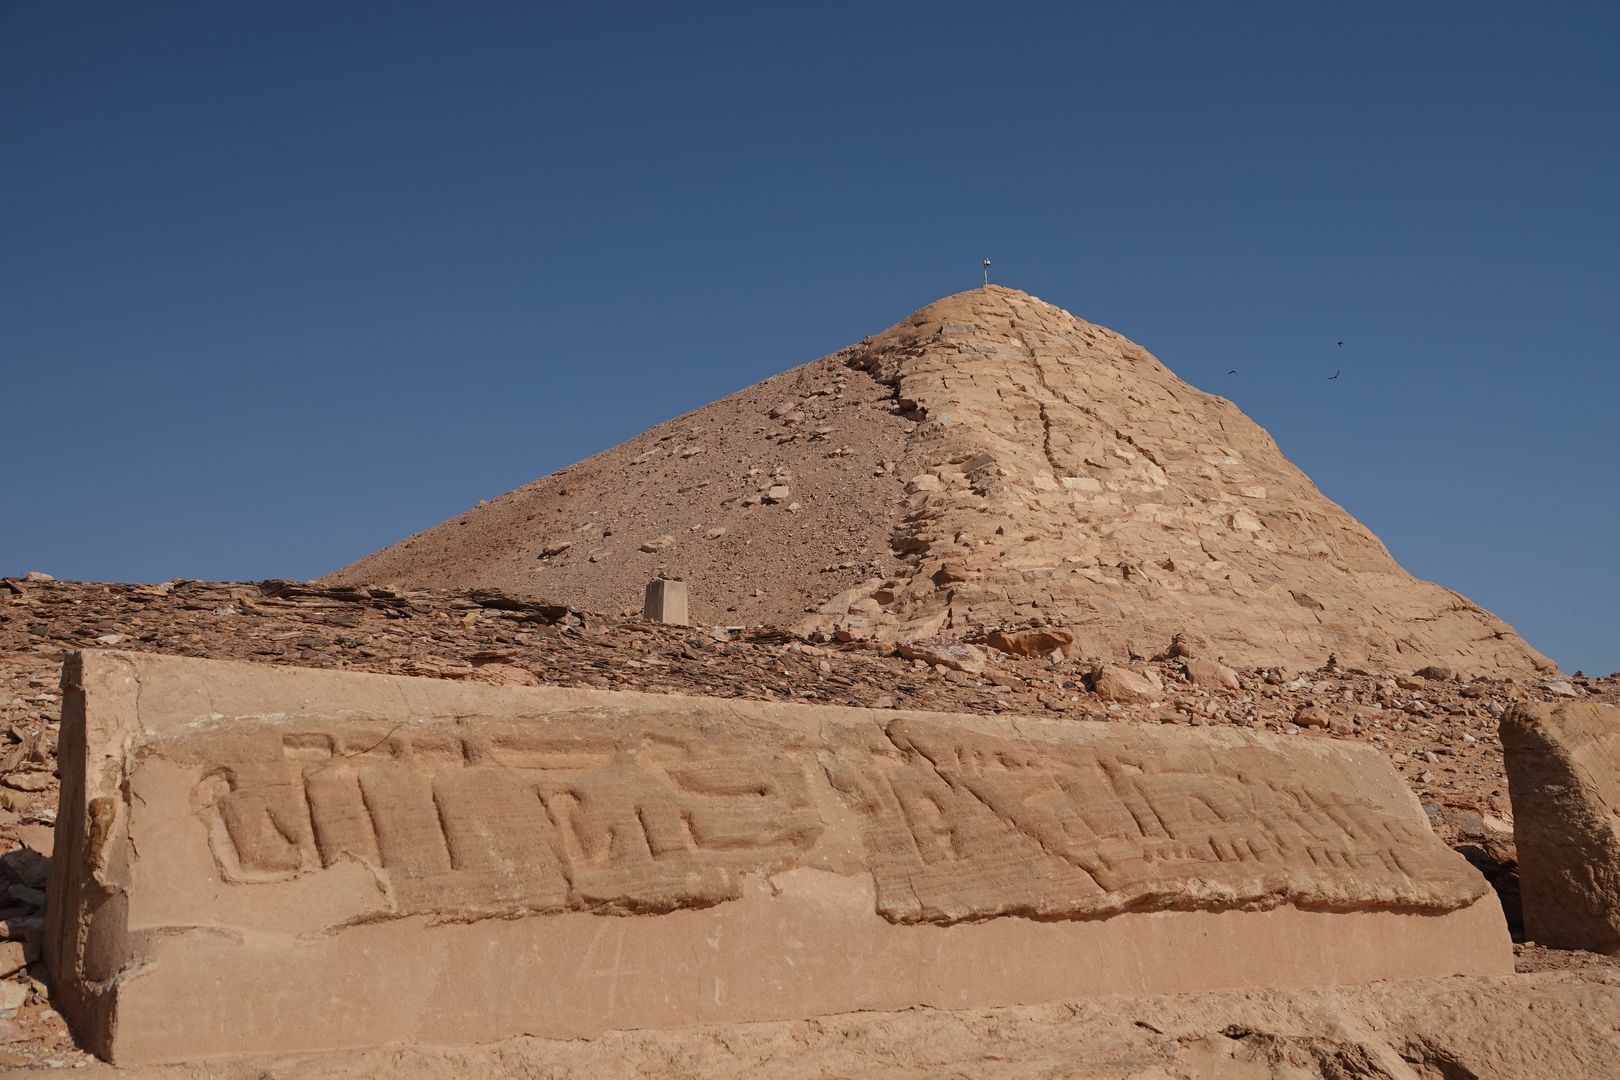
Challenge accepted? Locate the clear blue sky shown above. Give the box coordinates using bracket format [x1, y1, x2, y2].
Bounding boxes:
[2, 3, 1615, 673]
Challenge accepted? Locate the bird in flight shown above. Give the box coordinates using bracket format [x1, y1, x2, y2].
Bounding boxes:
[1228, 369, 1238, 374]
[1337, 341, 1344, 347]
[1328, 370, 1341, 380]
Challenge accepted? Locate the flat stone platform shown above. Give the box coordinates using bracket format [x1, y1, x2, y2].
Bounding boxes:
[47, 651, 1511, 1063]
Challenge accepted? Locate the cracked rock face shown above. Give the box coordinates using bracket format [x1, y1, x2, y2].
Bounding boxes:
[327, 286, 1550, 676]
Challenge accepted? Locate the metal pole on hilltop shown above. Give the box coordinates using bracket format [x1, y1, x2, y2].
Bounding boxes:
[983, 258, 991, 286]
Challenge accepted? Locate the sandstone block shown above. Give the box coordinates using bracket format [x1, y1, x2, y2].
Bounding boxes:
[49, 651, 1510, 1064]
[642, 578, 689, 626]
[1501, 701, 1620, 952]
[984, 626, 1077, 657]
[896, 637, 987, 674]
[1182, 657, 1241, 691]
[0, 939, 25, 977]
[1090, 664, 1161, 704]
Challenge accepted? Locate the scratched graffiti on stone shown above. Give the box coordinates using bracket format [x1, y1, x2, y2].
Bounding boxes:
[825, 718, 1486, 922]
[187, 718, 825, 916]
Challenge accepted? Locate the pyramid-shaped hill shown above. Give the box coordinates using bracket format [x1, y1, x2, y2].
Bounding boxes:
[328, 286, 1552, 675]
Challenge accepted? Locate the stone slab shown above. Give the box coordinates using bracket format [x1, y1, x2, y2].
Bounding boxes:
[1501, 700, 1620, 951]
[47, 650, 1511, 1064]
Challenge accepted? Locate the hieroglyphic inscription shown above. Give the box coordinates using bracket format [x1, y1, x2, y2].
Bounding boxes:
[188, 717, 824, 916]
[183, 709, 1483, 924]
[827, 719, 1486, 922]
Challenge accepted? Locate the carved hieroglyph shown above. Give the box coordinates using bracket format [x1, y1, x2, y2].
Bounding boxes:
[48, 651, 1510, 1064]
[181, 720, 824, 918]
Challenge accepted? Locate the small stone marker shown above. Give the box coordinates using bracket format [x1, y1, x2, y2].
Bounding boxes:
[48, 650, 1510, 1064]
[643, 579, 689, 626]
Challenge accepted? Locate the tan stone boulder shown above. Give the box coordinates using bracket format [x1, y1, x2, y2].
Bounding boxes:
[1090, 665, 1161, 704]
[1501, 701, 1620, 952]
[983, 626, 1076, 657]
[1182, 657, 1241, 691]
[897, 637, 988, 674]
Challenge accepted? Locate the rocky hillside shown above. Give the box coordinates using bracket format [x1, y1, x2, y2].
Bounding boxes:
[328, 286, 1551, 676]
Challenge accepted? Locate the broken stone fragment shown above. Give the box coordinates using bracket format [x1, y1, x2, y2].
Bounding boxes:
[0, 977, 25, 1014]
[896, 637, 987, 675]
[639, 535, 675, 553]
[1165, 633, 1198, 659]
[1501, 701, 1620, 953]
[1292, 706, 1330, 729]
[1089, 665, 1160, 704]
[1181, 657, 1241, 691]
[983, 626, 1076, 657]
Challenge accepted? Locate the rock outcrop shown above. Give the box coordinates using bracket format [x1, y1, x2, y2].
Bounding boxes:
[327, 287, 1550, 676]
[1501, 700, 1620, 952]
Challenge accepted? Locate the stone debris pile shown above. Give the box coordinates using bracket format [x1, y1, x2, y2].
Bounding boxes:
[328, 286, 1552, 677]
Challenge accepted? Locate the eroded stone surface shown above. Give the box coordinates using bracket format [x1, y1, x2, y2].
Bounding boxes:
[176, 717, 824, 918]
[1501, 701, 1620, 952]
[48, 651, 1509, 1063]
[828, 718, 1484, 923]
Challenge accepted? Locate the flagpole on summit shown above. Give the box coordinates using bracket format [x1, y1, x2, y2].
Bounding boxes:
[983, 258, 991, 286]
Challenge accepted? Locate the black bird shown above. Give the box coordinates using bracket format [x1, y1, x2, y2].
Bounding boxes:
[1227, 369, 1238, 374]
[1337, 341, 1344, 347]
[1328, 370, 1341, 380]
